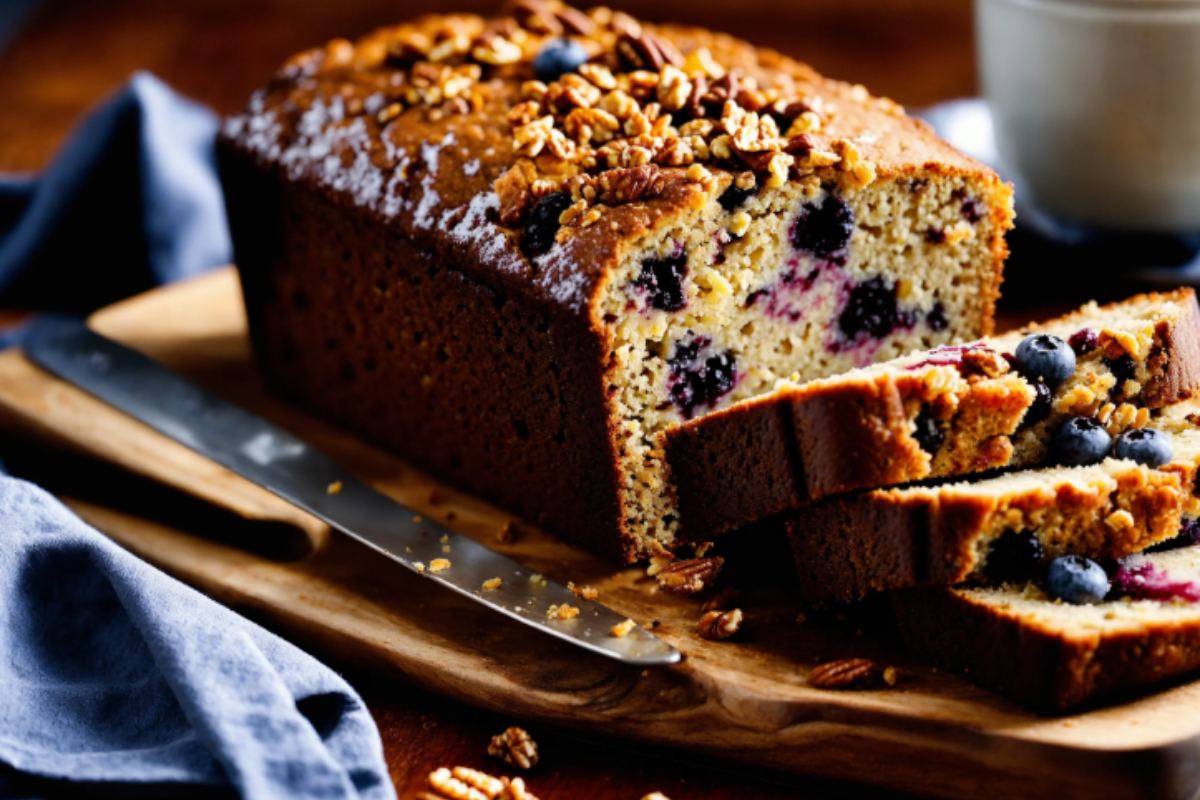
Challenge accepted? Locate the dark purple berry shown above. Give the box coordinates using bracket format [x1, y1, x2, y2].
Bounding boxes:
[667, 337, 737, 418]
[1068, 327, 1099, 357]
[1044, 555, 1109, 605]
[912, 406, 944, 455]
[983, 529, 1044, 585]
[926, 302, 948, 332]
[838, 277, 915, 341]
[1105, 354, 1137, 386]
[961, 197, 985, 223]
[523, 192, 573, 256]
[533, 38, 589, 83]
[1113, 427, 1174, 467]
[1147, 518, 1200, 553]
[719, 182, 757, 211]
[1019, 381, 1053, 429]
[1014, 334, 1075, 388]
[791, 194, 854, 266]
[634, 248, 688, 311]
[1051, 417, 1113, 466]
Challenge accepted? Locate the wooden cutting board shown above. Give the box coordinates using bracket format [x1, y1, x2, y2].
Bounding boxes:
[2, 267, 1199, 800]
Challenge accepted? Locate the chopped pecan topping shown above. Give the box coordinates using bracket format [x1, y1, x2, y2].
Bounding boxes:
[595, 164, 667, 204]
[808, 658, 883, 690]
[960, 347, 1010, 379]
[697, 608, 742, 640]
[488, 726, 539, 769]
[1099, 329, 1141, 360]
[655, 556, 724, 595]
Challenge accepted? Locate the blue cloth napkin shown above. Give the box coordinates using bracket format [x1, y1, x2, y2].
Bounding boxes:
[0, 71, 230, 313]
[0, 75, 395, 799]
[0, 477, 395, 800]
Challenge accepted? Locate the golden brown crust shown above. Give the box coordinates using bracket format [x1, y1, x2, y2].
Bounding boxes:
[788, 464, 1185, 607]
[892, 586, 1200, 711]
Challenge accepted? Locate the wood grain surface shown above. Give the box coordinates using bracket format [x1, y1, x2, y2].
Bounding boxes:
[2, 269, 1200, 800]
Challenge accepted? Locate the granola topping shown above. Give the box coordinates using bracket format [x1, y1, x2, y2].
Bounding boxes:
[229, 1, 895, 250]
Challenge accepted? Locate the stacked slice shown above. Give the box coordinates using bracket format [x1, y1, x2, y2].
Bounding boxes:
[892, 539, 1200, 710]
[666, 289, 1200, 540]
[750, 290, 1200, 710]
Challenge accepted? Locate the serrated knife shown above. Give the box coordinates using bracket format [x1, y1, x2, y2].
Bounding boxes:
[23, 321, 680, 667]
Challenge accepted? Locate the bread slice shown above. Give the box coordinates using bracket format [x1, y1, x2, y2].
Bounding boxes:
[667, 289, 1200, 541]
[893, 542, 1200, 710]
[788, 401, 1200, 606]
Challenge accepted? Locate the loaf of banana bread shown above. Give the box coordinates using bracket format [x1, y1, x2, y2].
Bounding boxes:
[669, 289, 1200, 540]
[893, 540, 1200, 710]
[218, 2, 1013, 561]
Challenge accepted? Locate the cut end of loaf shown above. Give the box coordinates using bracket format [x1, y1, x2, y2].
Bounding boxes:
[602, 169, 1010, 558]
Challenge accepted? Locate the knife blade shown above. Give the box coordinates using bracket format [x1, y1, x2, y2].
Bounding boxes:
[23, 321, 680, 667]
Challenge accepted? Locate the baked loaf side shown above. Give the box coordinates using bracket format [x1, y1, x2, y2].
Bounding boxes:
[668, 290, 1200, 540]
[893, 543, 1200, 710]
[219, 3, 1013, 561]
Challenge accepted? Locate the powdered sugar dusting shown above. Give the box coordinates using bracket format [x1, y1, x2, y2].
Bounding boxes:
[464, 159, 481, 176]
[536, 243, 591, 312]
[443, 191, 525, 274]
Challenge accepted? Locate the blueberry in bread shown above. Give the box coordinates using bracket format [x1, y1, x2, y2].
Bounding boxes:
[893, 541, 1200, 710]
[786, 398, 1200, 607]
[217, 2, 1014, 561]
[668, 290, 1200, 540]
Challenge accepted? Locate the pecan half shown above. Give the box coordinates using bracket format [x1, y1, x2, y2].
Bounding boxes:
[698, 608, 742, 640]
[808, 658, 882, 690]
[595, 164, 666, 204]
[655, 556, 724, 595]
[488, 726, 539, 770]
[961, 347, 1010, 378]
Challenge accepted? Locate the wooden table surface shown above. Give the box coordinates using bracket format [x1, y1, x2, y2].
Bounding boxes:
[0, 2, 972, 798]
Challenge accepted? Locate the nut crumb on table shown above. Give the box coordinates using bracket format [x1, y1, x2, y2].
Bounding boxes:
[809, 658, 883, 690]
[482, 577, 502, 590]
[430, 558, 451, 572]
[326, 480, 342, 495]
[488, 726, 539, 769]
[697, 608, 742, 640]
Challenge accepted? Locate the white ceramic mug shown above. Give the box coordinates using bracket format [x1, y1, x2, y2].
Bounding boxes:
[975, 0, 1200, 232]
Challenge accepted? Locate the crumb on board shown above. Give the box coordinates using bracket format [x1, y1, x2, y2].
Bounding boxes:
[413, 515, 424, 523]
[430, 558, 451, 572]
[483, 577, 502, 591]
[414, 562, 426, 573]
[568, 581, 598, 600]
[611, 619, 636, 638]
[326, 480, 343, 495]
[546, 604, 580, 620]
